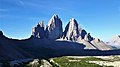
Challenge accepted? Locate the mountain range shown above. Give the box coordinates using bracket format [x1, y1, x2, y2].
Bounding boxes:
[0, 14, 120, 61]
[32, 14, 112, 50]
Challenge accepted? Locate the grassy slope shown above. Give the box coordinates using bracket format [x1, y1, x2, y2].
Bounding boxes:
[52, 56, 113, 67]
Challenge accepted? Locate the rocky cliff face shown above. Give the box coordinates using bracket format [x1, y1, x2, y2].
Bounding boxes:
[63, 18, 88, 42]
[32, 21, 45, 38]
[46, 15, 63, 39]
[63, 18, 93, 42]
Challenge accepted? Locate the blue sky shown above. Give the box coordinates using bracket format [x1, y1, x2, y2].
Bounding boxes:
[0, 0, 120, 41]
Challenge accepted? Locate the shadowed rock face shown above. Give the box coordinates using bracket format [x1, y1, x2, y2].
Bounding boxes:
[0, 31, 3, 36]
[0, 34, 120, 61]
[46, 15, 63, 39]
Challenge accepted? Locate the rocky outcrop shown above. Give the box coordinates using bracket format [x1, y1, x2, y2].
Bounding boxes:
[46, 15, 63, 39]
[32, 21, 45, 38]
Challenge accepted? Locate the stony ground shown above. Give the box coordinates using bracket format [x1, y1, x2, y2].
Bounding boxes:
[0, 55, 120, 67]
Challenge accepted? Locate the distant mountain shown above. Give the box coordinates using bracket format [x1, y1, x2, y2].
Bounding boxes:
[111, 35, 120, 45]
[106, 35, 120, 49]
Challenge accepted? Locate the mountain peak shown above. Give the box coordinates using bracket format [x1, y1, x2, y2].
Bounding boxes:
[46, 14, 63, 39]
[37, 21, 44, 27]
[70, 18, 75, 21]
[32, 21, 45, 38]
[63, 19, 82, 41]
[69, 18, 78, 25]
[52, 14, 59, 19]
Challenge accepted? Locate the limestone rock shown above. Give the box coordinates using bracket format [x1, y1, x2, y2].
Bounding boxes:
[63, 18, 86, 42]
[46, 15, 63, 39]
[32, 21, 45, 38]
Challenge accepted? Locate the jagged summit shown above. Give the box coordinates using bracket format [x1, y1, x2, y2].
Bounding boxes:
[70, 18, 76, 23]
[32, 21, 45, 38]
[46, 14, 63, 39]
[47, 14, 59, 26]
[63, 18, 83, 41]
[63, 18, 93, 42]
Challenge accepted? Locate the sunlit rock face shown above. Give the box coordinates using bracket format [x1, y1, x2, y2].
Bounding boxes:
[63, 18, 88, 42]
[91, 38, 113, 50]
[46, 15, 63, 39]
[32, 21, 45, 38]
